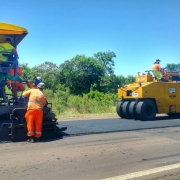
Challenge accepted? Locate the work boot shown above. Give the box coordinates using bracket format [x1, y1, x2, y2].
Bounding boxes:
[27, 137, 34, 143]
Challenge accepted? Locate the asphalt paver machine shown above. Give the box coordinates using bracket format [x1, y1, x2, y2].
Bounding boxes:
[0, 22, 66, 142]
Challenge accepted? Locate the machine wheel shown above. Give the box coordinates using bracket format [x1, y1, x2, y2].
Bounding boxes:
[136, 100, 156, 121]
[129, 101, 139, 120]
[122, 101, 131, 119]
[116, 101, 125, 118]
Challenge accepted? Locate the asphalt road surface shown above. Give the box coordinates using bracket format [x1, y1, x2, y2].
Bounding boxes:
[1, 116, 180, 180]
[58, 115, 180, 136]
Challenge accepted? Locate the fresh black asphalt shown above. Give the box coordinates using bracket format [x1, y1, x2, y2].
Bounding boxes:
[58, 115, 180, 136]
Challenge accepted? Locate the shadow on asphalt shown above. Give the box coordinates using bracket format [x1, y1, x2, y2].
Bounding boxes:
[113, 115, 180, 122]
[141, 115, 180, 121]
[0, 125, 69, 143]
[33, 132, 70, 143]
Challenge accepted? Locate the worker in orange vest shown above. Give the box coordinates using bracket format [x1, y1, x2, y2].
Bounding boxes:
[22, 82, 47, 143]
[152, 59, 161, 71]
[152, 59, 168, 81]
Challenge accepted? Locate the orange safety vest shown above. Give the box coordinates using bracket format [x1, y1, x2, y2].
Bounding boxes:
[22, 89, 47, 110]
[152, 64, 161, 71]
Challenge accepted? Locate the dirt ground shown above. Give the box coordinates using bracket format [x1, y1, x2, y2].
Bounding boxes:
[57, 113, 167, 121]
[57, 113, 119, 121]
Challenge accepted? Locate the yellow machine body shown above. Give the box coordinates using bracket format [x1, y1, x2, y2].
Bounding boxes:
[117, 72, 180, 121]
[118, 81, 180, 114]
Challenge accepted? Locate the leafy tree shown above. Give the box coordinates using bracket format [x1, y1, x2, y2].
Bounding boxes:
[115, 75, 126, 87]
[32, 61, 60, 91]
[59, 55, 105, 95]
[166, 63, 180, 71]
[20, 52, 135, 96]
[124, 75, 136, 85]
[95, 75, 118, 93]
[94, 51, 116, 75]
[19, 63, 35, 81]
[108, 75, 129, 93]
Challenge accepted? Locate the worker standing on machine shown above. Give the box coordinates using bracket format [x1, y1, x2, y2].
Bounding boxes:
[22, 82, 46, 143]
[152, 59, 168, 81]
[152, 59, 161, 71]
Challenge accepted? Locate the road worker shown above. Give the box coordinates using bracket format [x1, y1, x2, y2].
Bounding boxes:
[152, 59, 161, 71]
[22, 82, 47, 143]
[152, 59, 168, 81]
[26, 76, 42, 89]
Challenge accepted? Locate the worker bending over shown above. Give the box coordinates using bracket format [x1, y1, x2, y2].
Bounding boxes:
[23, 82, 46, 143]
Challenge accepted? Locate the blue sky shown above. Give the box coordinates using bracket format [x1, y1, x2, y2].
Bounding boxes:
[1, 0, 180, 77]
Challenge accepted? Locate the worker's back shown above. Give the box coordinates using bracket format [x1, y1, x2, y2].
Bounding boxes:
[23, 88, 46, 110]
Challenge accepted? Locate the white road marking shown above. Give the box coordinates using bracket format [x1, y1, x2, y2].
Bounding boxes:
[102, 163, 180, 180]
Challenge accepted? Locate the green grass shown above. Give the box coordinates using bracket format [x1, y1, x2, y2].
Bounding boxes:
[56, 106, 118, 119]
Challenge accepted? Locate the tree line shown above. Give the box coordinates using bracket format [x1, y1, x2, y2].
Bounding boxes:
[20, 51, 180, 95]
[21, 51, 135, 95]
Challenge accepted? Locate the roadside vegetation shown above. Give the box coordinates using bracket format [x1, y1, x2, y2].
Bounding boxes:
[20, 51, 180, 118]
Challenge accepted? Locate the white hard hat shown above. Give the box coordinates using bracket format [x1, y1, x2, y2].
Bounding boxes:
[37, 82, 45, 89]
